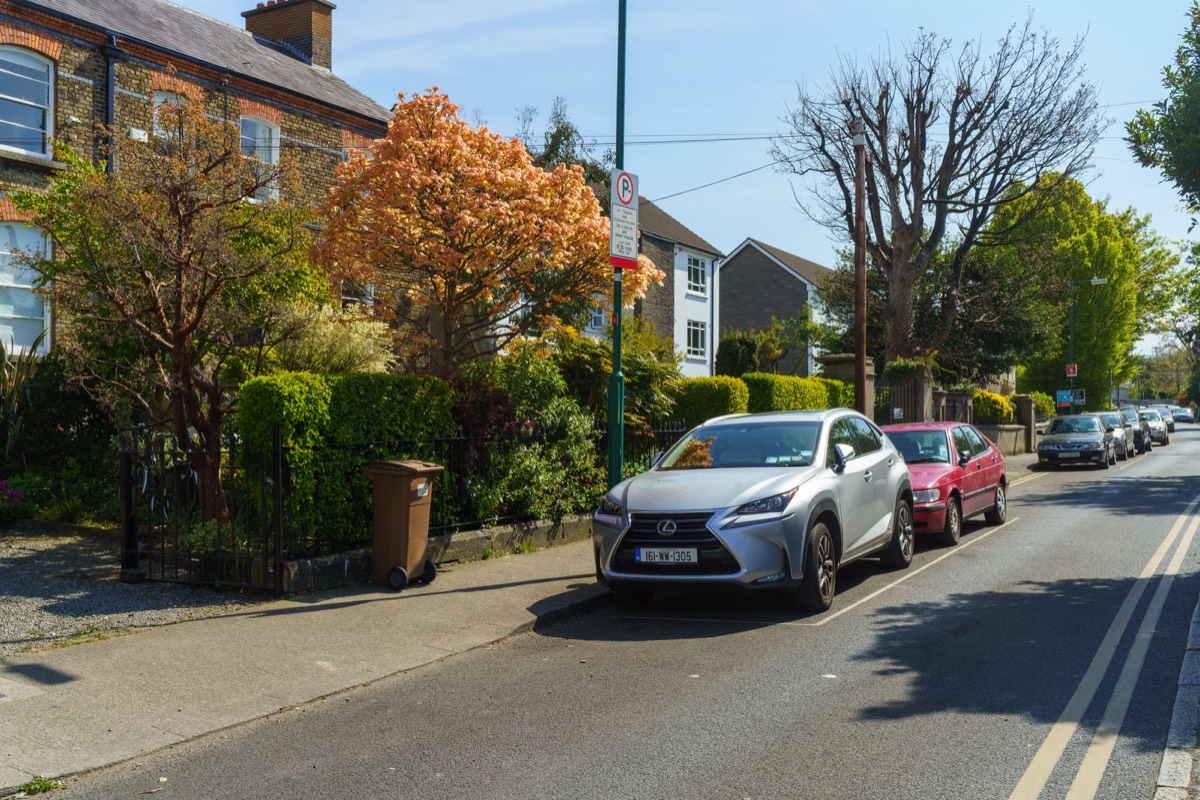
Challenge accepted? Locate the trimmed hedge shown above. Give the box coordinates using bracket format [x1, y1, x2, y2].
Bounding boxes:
[238, 372, 456, 544]
[668, 376, 750, 429]
[1029, 391, 1055, 419]
[812, 376, 854, 409]
[742, 373, 830, 413]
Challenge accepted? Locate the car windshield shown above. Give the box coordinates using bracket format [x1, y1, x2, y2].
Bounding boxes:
[1143, 410, 1162, 421]
[887, 430, 950, 464]
[658, 420, 820, 470]
[1120, 410, 1138, 423]
[1047, 416, 1102, 434]
[1099, 414, 1122, 429]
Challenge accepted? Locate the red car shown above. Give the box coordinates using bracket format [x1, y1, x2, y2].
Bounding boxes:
[881, 422, 1008, 546]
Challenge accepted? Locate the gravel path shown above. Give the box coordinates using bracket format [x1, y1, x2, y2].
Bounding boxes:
[0, 526, 271, 660]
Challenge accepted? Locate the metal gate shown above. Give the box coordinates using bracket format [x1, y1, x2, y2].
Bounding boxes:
[117, 425, 284, 595]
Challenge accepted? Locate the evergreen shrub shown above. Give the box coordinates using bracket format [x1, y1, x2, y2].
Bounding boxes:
[742, 372, 829, 412]
[972, 389, 1015, 423]
[667, 376, 749, 429]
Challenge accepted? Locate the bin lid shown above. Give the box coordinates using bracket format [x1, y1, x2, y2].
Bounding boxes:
[363, 459, 445, 477]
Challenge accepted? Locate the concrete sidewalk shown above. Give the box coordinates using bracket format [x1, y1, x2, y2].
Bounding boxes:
[0, 538, 608, 791]
[0, 451, 1043, 792]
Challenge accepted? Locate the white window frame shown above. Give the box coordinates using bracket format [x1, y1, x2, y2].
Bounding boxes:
[0, 47, 53, 158]
[152, 91, 184, 139]
[686, 319, 706, 358]
[0, 222, 49, 355]
[687, 255, 707, 296]
[240, 115, 280, 201]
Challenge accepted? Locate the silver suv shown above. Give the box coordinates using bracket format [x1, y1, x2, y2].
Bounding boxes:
[593, 409, 914, 613]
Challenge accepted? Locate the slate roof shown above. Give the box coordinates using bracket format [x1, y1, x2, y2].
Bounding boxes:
[638, 197, 723, 258]
[741, 238, 833, 286]
[16, 0, 389, 124]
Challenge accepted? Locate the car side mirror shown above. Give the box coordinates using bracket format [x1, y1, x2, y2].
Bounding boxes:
[650, 450, 665, 468]
[1105, 427, 1115, 433]
[832, 443, 856, 473]
[958, 451, 970, 467]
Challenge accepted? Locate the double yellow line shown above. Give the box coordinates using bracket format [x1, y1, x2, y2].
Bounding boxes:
[1010, 494, 1200, 799]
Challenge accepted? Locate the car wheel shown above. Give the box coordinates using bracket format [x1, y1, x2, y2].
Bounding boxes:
[1109, 446, 1117, 465]
[1164, 435, 1170, 446]
[937, 495, 962, 547]
[795, 522, 836, 612]
[881, 496, 914, 569]
[611, 584, 653, 606]
[985, 483, 1007, 525]
[1119, 443, 1128, 461]
[1100, 451, 1110, 469]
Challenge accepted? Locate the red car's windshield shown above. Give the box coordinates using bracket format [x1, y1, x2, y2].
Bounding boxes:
[887, 430, 950, 464]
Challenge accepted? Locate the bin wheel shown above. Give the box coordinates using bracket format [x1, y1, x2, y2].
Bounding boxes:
[386, 566, 409, 591]
[416, 559, 437, 585]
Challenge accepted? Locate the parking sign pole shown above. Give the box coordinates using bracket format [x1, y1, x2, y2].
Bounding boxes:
[606, 0, 627, 489]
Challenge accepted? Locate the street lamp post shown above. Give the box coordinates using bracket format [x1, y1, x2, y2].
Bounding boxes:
[1068, 276, 1108, 413]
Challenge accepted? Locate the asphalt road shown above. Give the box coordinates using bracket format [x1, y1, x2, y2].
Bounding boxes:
[53, 426, 1200, 800]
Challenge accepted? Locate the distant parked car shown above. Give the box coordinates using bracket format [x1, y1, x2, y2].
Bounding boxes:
[1172, 406, 1195, 424]
[1037, 414, 1116, 469]
[1141, 409, 1170, 445]
[1151, 405, 1176, 432]
[1118, 407, 1152, 454]
[592, 409, 914, 613]
[883, 422, 1007, 547]
[1098, 411, 1135, 460]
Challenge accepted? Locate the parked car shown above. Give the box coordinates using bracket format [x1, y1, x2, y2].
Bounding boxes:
[1172, 406, 1195, 424]
[882, 422, 1007, 547]
[1141, 408, 1170, 445]
[1098, 411, 1136, 460]
[1037, 414, 1116, 469]
[592, 409, 913, 613]
[1150, 404, 1176, 432]
[1118, 407, 1152, 454]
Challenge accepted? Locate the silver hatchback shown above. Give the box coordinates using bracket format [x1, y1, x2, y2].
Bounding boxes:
[592, 409, 914, 613]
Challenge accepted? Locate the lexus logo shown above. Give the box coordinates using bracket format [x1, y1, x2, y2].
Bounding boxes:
[657, 519, 677, 536]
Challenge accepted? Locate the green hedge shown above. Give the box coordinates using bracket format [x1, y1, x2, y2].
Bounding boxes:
[667, 376, 750, 429]
[812, 376, 854, 409]
[238, 372, 456, 544]
[742, 372, 830, 413]
[1029, 391, 1056, 419]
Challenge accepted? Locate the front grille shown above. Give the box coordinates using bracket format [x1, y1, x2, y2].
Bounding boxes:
[612, 512, 740, 575]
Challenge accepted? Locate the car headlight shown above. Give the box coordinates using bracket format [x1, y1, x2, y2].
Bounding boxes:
[913, 488, 940, 504]
[594, 496, 626, 527]
[736, 487, 798, 515]
[1084, 442, 1104, 450]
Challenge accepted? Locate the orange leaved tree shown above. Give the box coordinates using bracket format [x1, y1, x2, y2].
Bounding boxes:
[315, 89, 661, 376]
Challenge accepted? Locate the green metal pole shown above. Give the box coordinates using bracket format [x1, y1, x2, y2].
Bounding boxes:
[606, 0, 627, 489]
[1069, 282, 1075, 414]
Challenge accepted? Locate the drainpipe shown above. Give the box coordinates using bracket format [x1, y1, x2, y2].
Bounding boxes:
[710, 257, 718, 376]
[101, 33, 120, 174]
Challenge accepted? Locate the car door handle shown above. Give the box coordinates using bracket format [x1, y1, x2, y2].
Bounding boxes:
[863, 470, 872, 481]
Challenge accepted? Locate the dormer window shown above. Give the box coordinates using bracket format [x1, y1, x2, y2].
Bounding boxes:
[0, 47, 52, 158]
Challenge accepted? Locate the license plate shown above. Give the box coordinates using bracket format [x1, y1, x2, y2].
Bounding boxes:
[636, 547, 698, 564]
[1058, 452, 1080, 458]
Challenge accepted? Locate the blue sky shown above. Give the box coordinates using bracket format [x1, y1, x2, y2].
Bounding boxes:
[192, 0, 1193, 344]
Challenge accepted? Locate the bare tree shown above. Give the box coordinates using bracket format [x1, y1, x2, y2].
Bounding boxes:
[771, 16, 1103, 361]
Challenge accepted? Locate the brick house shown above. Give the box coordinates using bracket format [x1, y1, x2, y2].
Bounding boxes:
[717, 238, 833, 376]
[0, 0, 389, 354]
[586, 197, 723, 378]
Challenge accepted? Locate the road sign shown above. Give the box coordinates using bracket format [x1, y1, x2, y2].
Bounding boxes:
[609, 169, 639, 270]
[1056, 389, 1072, 408]
[1066, 363, 1077, 378]
[1073, 389, 1086, 405]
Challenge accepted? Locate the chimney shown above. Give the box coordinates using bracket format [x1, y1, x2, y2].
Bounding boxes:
[242, 0, 336, 70]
